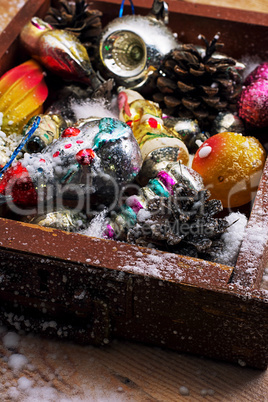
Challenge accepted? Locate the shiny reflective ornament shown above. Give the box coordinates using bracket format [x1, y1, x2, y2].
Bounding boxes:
[0, 59, 48, 135]
[0, 117, 142, 210]
[118, 89, 189, 184]
[97, 4, 178, 90]
[105, 162, 204, 240]
[164, 117, 208, 153]
[24, 114, 67, 153]
[26, 208, 88, 232]
[211, 112, 245, 135]
[20, 17, 101, 88]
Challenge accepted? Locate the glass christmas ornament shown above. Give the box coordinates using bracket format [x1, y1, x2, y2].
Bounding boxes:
[0, 59, 48, 136]
[0, 117, 142, 211]
[164, 117, 208, 153]
[24, 114, 67, 153]
[192, 132, 266, 208]
[20, 17, 101, 88]
[117, 88, 190, 184]
[97, 5, 178, 90]
[211, 112, 245, 135]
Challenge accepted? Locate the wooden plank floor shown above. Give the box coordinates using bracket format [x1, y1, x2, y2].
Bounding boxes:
[0, 0, 267, 400]
[0, 331, 267, 401]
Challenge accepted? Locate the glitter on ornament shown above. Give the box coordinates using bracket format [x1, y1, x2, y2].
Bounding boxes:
[192, 132, 266, 208]
[244, 62, 268, 86]
[238, 78, 268, 128]
[0, 117, 142, 212]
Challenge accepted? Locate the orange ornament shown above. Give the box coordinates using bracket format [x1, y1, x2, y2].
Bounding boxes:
[0, 59, 48, 135]
[192, 132, 266, 208]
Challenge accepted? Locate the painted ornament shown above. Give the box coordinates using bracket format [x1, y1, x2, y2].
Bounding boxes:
[0, 59, 48, 136]
[23, 113, 67, 153]
[0, 117, 142, 210]
[118, 89, 189, 184]
[20, 17, 101, 88]
[192, 131, 266, 208]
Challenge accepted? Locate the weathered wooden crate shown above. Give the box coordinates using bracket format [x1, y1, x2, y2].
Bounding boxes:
[0, 0, 267, 369]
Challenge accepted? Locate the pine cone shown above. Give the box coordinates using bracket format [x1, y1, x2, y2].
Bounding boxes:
[44, 0, 103, 59]
[151, 33, 242, 131]
[126, 182, 228, 261]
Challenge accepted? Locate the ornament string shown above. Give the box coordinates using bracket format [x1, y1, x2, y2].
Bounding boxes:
[0, 115, 41, 179]
[119, 0, 135, 17]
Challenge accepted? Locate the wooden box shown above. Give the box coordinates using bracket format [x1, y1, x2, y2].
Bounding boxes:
[0, 0, 267, 369]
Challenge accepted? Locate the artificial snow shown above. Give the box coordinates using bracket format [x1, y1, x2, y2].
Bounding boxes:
[0, 130, 23, 166]
[213, 212, 248, 266]
[8, 354, 28, 371]
[81, 209, 108, 239]
[200, 389, 215, 396]
[137, 209, 151, 223]
[17, 376, 33, 391]
[3, 331, 20, 349]
[71, 98, 118, 122]
[179, 386, 190, 396]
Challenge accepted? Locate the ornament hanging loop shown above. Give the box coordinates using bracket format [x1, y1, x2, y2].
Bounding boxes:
[119, 0, 135, 17]
[150, 0, 169, 25]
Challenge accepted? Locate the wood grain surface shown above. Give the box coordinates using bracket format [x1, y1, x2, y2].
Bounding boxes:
[0, 0, 267, 401]
[0, 331, 268, 401]
[183, 0, 268, 13]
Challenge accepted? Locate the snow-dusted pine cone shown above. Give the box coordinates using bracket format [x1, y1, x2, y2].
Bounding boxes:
[151, 33, 242, 131]
[126, 182, 229, 261]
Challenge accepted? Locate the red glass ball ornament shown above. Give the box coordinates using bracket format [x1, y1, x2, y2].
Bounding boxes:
[0, 162, 37, 206]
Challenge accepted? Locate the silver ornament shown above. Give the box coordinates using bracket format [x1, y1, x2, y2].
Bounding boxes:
[26, 209, 88, 232]
[164, 117, 208, 152]
[97, 10, 178, 90]
[138, 146, 188, 186]
[17, 117, 142, 211]
[211, 112, 245, 135]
